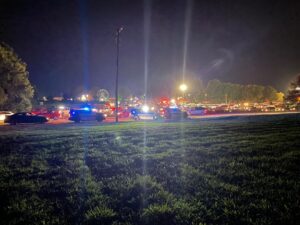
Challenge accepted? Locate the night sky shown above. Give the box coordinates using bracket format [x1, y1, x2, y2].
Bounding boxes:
[1, 0, 300, 97]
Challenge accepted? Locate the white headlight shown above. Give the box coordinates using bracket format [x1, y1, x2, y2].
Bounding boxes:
[142, 105, 149, 113]
[0, 115, 5, 121]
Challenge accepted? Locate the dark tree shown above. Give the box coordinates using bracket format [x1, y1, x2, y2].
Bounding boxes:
[263, 86, 278, 102]
[0, 42, 34, 111]
[285, 75, 300, 104]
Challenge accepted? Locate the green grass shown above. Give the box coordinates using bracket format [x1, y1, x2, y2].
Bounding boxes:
[0, 114, 299, 225]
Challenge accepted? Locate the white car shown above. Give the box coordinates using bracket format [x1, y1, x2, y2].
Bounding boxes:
[0, 111, 14, 121]
[130, 108, 158, 120]
[187, 107, 207, 116]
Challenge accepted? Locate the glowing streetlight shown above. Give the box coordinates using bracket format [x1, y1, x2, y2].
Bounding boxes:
[179, 83, 188, 92]
[81, 94, 87, 101]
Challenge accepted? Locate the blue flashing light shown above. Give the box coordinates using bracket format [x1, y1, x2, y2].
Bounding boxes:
[83, 107, 90, 111]
[131, 109, 138, 116]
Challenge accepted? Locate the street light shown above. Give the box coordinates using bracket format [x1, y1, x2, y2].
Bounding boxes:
[81, 94, 88, 101]
[179, 83, 188, 92]
[115, 27, 123, 123]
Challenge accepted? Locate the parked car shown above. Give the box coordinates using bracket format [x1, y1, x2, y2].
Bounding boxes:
[214, 105, 231, 113]
[118, 110, 130, 118]
[0, 111, 13, 121]
[262, 106, 276, 112]
[187, 106, 207, 116]
[109, 106, 131, 118]
[69, 109, 105, 123]
[130, 108, 158, 120]
[4, 112, 48, 125]
[158, 107, 167, 117]
[163, 107, 188, 120]
[32, 109, 61, 120]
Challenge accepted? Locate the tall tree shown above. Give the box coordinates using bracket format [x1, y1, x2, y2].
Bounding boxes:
[263, 86, 277, 102]
[206, 79, 222, 103]
[276, 92, 284, 102]
[0, 42, 34, 111]
[285, 75, 300, 104]
[189, 77, 205, 102]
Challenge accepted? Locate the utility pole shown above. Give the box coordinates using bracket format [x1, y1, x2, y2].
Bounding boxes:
[115, 27, 123, 123]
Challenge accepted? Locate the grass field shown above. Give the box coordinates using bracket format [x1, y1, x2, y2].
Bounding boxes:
[0, 114, 299, 225]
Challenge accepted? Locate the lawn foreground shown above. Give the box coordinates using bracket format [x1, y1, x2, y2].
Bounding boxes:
[0, 114, 299, 225]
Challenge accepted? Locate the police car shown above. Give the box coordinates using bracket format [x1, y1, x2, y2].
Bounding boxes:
[69, 107, 105, 123]
[130, 105, 158, 120]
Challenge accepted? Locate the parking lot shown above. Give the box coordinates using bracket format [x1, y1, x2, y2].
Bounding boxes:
[1, 111, 299, 130]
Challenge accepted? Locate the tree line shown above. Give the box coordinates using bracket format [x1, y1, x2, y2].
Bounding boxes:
[188, 79, 282, 104]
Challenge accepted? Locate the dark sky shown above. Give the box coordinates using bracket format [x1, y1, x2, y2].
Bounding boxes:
[1, 0, 300, 96]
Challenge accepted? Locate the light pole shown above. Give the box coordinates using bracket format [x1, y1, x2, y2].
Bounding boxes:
[115, 27, 123, 123]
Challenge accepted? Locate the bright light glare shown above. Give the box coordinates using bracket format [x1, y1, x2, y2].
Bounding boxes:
[83, 107, 90, 111]
[171, 99, 176, 104]
[179, 84, 188, 92]
[0, 115, 5, 121]
[58, 105, 65, 110]
[81, 95, 87, 101]
[142, 105, 149, 113]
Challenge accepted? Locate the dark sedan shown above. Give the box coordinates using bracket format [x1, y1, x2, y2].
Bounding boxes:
[164, 107, 188, 120]
[4, 112, 49, 125]
[69, 109, 105, 123]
